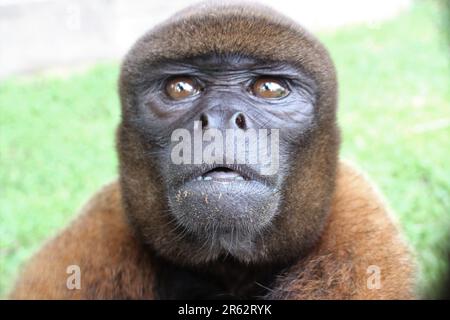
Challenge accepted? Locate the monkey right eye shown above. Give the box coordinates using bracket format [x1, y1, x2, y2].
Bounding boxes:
[165, 77, 201, 100]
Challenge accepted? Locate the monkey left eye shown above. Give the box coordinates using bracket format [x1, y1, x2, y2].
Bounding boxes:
[250, 77, 290, 99]
[165, 76, 201, 100]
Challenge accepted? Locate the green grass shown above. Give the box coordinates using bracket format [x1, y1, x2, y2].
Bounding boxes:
[1, 1, 449, 298]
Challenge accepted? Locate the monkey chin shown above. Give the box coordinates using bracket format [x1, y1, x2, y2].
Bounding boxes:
[168, 177, 280, 262]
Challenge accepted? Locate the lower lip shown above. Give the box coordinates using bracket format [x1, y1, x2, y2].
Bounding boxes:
[170, 178, 278, 235]
[192, 171, 247, 183]
[179, 178, 265, 195]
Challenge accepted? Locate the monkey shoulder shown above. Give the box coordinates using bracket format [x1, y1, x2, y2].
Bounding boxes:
[269, 161, 417, 299]
[9, 181, 155, 299]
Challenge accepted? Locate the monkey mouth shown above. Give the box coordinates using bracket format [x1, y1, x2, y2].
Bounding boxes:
[194, 167, 247, 182]
[168, 164, 281, 248]
[172, 164, 275, 189]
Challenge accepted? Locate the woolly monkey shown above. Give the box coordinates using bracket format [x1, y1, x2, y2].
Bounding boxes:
[10, 2, 416, 299]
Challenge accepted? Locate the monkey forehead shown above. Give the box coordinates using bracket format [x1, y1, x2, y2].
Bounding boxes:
[120, 2, 336, 90]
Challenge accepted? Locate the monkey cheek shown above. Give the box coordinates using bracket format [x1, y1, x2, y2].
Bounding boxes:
[167, 181, 279, 257]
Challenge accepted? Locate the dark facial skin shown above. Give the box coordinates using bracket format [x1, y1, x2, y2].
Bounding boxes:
[128, 54, 317, 260]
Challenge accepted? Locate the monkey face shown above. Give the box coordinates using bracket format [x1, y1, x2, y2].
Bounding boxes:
[118, 4, 339, 265]
[134, 54, 317, 258]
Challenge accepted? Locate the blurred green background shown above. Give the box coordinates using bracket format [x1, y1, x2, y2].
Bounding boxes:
[0, 1, 449, 298]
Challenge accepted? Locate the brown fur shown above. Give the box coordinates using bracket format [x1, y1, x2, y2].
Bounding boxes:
[267, 161, 415, 299]
[9, 162, 415, 299]
[9, 182, 154, 299]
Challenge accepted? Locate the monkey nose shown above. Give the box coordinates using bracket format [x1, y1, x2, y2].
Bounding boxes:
[230, 112, 247, 130]
[198, 111, 248, 131]
[199, 113, 209, 130]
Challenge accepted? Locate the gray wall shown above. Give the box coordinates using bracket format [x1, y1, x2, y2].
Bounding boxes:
[0, 0, 411, 78]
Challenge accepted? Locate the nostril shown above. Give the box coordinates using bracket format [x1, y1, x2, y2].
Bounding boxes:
[234, 112, 246, 130]
[200, 113, 208, 129]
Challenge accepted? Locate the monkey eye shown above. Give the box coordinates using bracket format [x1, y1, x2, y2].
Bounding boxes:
[250, 77, 290, 99]
[165, 76, 201, 100]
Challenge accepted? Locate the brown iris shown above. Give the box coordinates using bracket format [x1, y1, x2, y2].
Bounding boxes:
[165, 77, 200, 100]
[251, 77, 289, 99]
